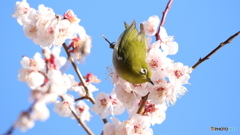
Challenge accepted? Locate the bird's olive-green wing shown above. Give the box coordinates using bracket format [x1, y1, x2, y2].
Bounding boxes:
[117, 20, 137, 60]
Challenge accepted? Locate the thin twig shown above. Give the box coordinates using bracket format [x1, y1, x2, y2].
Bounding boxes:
[62, 43, 108, 126]
[192, 31, 240, 69]
[3, 99, 39, 135]
[62, 43, 95, 104]
[70, 108, 94, 135]
[155, 0, 174, 41]
[137, 0, 174, 115]
[75, 97, 88, 102]
[136, 93, 149, 114]
[3, 126, 14, 135]
[60, 96, 94, 135]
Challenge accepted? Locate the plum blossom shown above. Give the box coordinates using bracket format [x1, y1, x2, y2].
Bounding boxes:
[43, 46, 66, 70]
[46, 70, 74, 95]
[108, 93, 125, 116]
[13, 1, 89, 48]
[54, 94, 75, 117]
[159, 26, 179, 55]
[69, 34, 92, 62]
[89, 92, 124, 119]
[125, 114, 153, 135]
[18, 69, 45, 90]
[18, 53, 46, 90]
[113, 84, 140, 110]
[75, 101, 91, 122]
[166, 62, 192, 85]
[103, 117, 125, 135]
[14, 113, 34, 132]
[91, 92, 111, 118]
[64, 10, 80, 24]
[142, 15, 160, 36]
[84, 73, 101, 83]
[148, 79, 174, 104]
[31, 101, 50, 121]
[20, 52, 45, 70]
[104, 116, 152, 135]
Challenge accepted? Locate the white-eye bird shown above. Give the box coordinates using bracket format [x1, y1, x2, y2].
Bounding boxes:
[112, 20, 154, 85]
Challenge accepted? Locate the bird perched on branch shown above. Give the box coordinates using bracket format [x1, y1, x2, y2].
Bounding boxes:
[111, 20, 154, 85]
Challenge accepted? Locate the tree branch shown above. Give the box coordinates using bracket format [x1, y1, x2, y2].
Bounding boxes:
[155, 0, 174, 41]
[70, 108, 94, 135]
[62, 43, 108, 126]
[192, 31, 240, 69]
[137, 93, 149, 115]
[62, 43, 95, 104]
[60, 96, 94, 135]
[3, 99, 38, 135]
[3, 126, 14, 135]
[137, 0, 174, 115]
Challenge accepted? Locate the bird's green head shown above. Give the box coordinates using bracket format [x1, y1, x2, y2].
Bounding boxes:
[128, 61, 153, 85]
[138, 62, 153, 85]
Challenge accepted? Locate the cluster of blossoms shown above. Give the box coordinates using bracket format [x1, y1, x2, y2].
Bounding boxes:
[13, 0, 192, 134]
[91, 16, 192, 135]
[12, 0, 91, 62]
[12, 0, 99, 131]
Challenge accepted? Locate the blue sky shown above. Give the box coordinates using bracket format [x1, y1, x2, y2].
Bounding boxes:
[1, 0, 240, 135]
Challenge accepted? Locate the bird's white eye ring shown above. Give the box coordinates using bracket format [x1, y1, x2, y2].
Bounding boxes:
[140, 68, 147, 74]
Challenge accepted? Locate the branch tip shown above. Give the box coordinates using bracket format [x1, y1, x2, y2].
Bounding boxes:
[192, 31, 240, 69]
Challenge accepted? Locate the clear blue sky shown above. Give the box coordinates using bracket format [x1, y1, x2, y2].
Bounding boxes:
[1, 0, 240, 135]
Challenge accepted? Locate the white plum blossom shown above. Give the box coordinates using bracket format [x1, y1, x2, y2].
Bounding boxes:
[73, 83, 98, 98]
[20, 52, 45, 70]
[142, 15, 160, 36]
[64, 10, 80, 24]
[103, 122, 116, 135]
[125, 114, 153, 135]
[166, 62, 192, 85]
[14, 113, 35, 132]
[148, 80, 170, 105]
[104, 114, 153, 135]
[18, 69, 45, 90]
[69, 34, 92, 62]
[47, 70, 73, 95]
[18, 52, 46, 89]
[12, 0, 33, 25]
[159, 26, 179, 55]
[13, 1, 91, 48]
[54, 94, 75, 117]
[108, 93, 125, 116]
[103, 117, 124, 135]
[43, 46, 66, 70]
[148, 104, 167, 125]
[91, 92, 111, 118]
[31, 101, 50, 121]
[114, 84, 140, 110]
[75, 101, 91, 122]
[70, 73, 100, 97]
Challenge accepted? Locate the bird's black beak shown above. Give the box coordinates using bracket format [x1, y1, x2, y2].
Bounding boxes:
[147, 78, 154, 85]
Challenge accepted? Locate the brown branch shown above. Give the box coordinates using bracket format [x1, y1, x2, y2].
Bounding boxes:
[62, 43, 108, 126]
[3, 126, 14, 135]
[62, 43, 95, 104]
[3, 99, 38, 135]
[155, 0, 174, 41]
[60, 96, 94, 135]
[75, 97, 88, 102]
[136, 0, 174, 116]
[137, 93, 149, 114]
[70, 108, 94, 135]
[192, 31, 240, 69]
